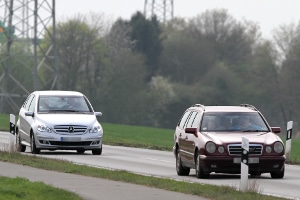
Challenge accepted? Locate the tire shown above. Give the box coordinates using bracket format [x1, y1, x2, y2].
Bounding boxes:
[271, 165, 285, 179]
[195, 154, 209, 179]
[92, 148, 102, 155]
[176, 152, 190, 176]
[30, 133, 40, 154]
[250, 172, 261, 177]
[15, 131, 26, 152]
[77, 149, 85, 154]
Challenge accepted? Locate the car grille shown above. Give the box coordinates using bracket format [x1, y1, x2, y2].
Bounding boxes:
[53, 125, 88, 135]
[228, 144, 263, 155]
[49, 141, 92, 146]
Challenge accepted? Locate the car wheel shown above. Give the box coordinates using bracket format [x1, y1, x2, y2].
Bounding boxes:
[15, 131, 26, 152]
[77, 149, 85, 154]
[30, 133, 40, 154]
[92, 148, 102, 155]
[270, 165, 285, 179]
[195, 154, 209, 179]
[176, 152, 190, 176]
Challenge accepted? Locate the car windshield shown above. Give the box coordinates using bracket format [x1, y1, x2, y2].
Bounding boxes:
[38, 95, 92, 113]
[200, 112, 269, 132]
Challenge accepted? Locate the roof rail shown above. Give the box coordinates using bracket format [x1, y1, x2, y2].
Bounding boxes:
[240, 104, 257, 111]
[192, 104, 205, 109]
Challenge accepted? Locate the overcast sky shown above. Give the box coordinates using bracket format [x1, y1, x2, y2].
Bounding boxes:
[56, 0, 300, 39]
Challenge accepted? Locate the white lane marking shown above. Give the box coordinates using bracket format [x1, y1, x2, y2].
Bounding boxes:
[143, 157, 173, 163]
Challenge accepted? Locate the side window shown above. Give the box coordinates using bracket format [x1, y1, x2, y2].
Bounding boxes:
[186, 111, 197, 128]
[24, 94, 34, 111]
[191, 112, 200, 128]
[28, 95, 36, 112]
[22, 94, 31, 109]
[22, 97, 28, 108]
[178, 111, 191, 129]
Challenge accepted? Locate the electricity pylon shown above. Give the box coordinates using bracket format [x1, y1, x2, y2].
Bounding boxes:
[144, 0, 174, 22]
[0, 0, 58, 113]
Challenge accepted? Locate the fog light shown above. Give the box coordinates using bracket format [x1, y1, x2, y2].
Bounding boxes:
[218, 146, 225, 153]
[266, 146, 272, 153]
[273, 164, 280, 168]
[91, 140, 100, 145]
[39, 140, 50, 145]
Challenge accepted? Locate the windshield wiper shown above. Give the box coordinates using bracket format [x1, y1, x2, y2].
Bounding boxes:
[243, 129, 268, 132]
[47, 109, 78, 112]
[243, 130, 261, 132]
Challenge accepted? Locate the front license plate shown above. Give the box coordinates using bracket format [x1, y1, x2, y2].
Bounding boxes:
[233, 157, 259, 164]
[61, 137, 81, 142]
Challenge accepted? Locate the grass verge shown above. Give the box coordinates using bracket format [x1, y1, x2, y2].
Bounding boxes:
[0, 176, 82, 200]
[0, 151, 286, 200]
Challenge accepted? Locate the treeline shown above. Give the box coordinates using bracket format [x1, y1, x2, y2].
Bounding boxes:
[2, 9, 300, 132]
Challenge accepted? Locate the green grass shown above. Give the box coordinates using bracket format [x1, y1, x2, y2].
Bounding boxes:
[0, 114, 10, 132]
[285, 138, 300, 164]
[0, 151, 286, 200]
[102, 123, 174, 151]
[0, 176, 82, 200]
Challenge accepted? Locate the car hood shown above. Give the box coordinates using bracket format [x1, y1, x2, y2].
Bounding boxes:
[35, 113, 99, 127]
[202, 131, 282, 145]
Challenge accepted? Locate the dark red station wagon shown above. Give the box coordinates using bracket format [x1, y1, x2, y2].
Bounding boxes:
[173, 104, 286, 179]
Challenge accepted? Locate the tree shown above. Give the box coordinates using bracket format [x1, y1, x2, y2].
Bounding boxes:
[40, 14, 108, 96]
[128, 12, 163, 78]
[277, 23, 300, 127]
[142, 76, 176, 127]
[0, 20, 33, 113]
[191, 62, 243, 106]
[246, 41, 284, 126]
[99, 51, 148, 125]
[100, 19, 148, 125]
[189, 9, 260, 66]
[158, 18, 215, 84]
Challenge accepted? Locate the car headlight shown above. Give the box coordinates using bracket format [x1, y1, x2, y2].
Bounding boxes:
[37, 124, 52, 133]
[89, 125, 102, 133]
[274, 141, 284, 153]
[206, 142, 216, 154]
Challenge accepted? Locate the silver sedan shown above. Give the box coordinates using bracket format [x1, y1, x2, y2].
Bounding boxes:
[16, 90, 103, 155]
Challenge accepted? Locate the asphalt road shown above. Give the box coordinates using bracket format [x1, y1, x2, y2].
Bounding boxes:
[0, 161, 208, 200]
[1, 131, 299, 199]
[33, 145, 300, 199]
[0, 131, 207, 200]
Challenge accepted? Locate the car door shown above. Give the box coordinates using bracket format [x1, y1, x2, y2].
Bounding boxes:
[20, 94, 36, 143]
[183, 111, 200, 163]
[19, 94, 33, 137]
[177, 110, 191, 162]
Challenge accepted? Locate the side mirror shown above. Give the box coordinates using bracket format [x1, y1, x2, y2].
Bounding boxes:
[25, 111, 34, 117]
[185, 127, 198, 137]
[271, 127, 281, 133]
[95, 112, 102, 117]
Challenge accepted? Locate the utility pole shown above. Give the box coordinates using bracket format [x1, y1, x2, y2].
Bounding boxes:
[144, 0, 174, 23]
[0, 0, 58, 113]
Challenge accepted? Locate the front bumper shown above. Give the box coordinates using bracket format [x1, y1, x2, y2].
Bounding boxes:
[173, 146, 176, 157]
[199, 155, 286, 174]
[34, 132, 102, 150]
